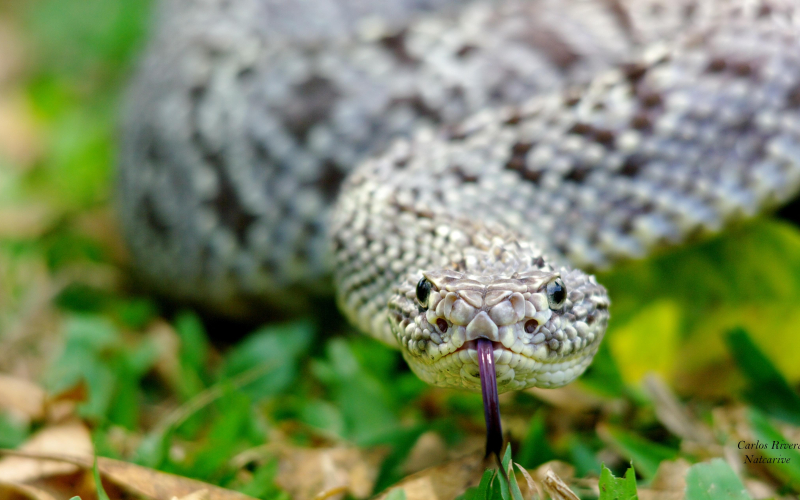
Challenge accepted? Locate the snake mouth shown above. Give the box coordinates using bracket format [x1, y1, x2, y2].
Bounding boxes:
[432, 337, 597, 392]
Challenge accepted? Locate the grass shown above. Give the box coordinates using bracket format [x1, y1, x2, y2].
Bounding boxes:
[2, 1, 800, 499]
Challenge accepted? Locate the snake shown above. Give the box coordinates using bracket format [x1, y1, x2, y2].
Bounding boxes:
[118, 0, 800, 455]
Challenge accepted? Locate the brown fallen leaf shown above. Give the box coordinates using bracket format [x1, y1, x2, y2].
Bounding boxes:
[0, 421, 93, 483]
[171, 489, 210, 500]
[274, 446, 385, 500]
[98, 457, 257, 500]
[0, 480, 62, 500]
[401, 432, 448, 475]
[0, 451, 256, 500]
[0, 206, 53, 240]
[541, 469, 580, 500]
[637, 459, 690, 500]
[533, 460, 575, 484]
[0, 375, 46, 422]
[72, 208, 130, 266]
[514, 463, 541, 500]
[527, 384, 609, 413]
[311, 486, 348, 500]
[643, 375, 714, 446]
[0, 20, 25, 83]
[0, 94, 42, 169]
[743, 478, 781, 500]
[373, 447, 487, 500]
[45, 381, 89, 425]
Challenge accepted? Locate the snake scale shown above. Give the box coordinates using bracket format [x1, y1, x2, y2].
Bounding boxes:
[118, 0, 800, 442]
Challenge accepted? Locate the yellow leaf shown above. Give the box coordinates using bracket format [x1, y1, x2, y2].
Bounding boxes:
[608, 301, 680, 384]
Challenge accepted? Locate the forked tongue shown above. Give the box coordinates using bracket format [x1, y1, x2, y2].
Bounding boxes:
[477, 338, 504, 460]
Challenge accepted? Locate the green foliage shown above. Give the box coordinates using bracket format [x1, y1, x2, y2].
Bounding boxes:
[384, 489, 408, 500]
[598, 464, 638, 500]
[5, 0, 154, 211]
[458, 446, 524, 500]
[747, 410, 800, 491]
[220, 320, 314, 402]
[44, 315, 159, 427]
[24, 0, 152, 77]
[236, 459, 290, 500]
[515, 410, 556, 470]
[459, 470, 499, 500]
[579, 342, 626, 398]
[93, 457, 111, 500]
[173, 311, 210, 400]
[0, 414, 29, 448]
[311, 338, 401, 444]
[497, 445, 524, 500]
[726, 328, 800, 425]
[568, 436, 603, 477]
[115, 298, 158, 330]
[601, 426, 678, 479]
[685, 459, 750, 500]
[371, 425, 431, 493]
[187, 389, 262, 482]
[600, 220, 800, 385]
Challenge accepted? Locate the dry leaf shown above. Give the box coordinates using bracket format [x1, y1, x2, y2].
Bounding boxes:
[541, 469, 580, 500]
[0, 376, 46, 422]
[644, 376, 714, 445]
[0, 95, 41, 168]
[0, 422, 93, 483]
[0, 206, 53, 241]
[527, 385, 608, 413]
[649, 459, 690, 492]
[171, 489, 210, 500]
[146, 320, 185, 398]
[743, 478, 780, 499]
[533, 461, 574, 484]
[0, 480, 59, 500]
[311, 486, 348, 500]
[374, 448, 486, 500]
[275, 446, 384, 500]
[638, 459, 691, 500]
[0, 21, 25, 82]
[73, 209, 130, 266]
[514, 463, 540, 500]
[97, 457, 256, 500]
[0, 452, 256, 500]
[401, 432, 448, 475]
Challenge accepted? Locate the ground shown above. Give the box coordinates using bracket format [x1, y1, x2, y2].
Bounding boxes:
[2, 1, 800, 499]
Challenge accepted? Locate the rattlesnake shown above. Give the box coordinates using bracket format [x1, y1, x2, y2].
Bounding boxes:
[118, 0, 800, 453]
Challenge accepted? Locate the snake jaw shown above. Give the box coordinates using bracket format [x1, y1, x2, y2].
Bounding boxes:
[390, 265, 610, 392]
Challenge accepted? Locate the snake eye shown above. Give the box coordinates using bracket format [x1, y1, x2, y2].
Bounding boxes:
[416, 278, 432, 308]
[546, 278, 566, 310]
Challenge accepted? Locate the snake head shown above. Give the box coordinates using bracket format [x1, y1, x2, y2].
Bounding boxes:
[388, 265, 610, 393]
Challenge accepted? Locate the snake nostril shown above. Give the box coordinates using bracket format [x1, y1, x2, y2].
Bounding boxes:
[436, 318, 448, 333]
[524, 319, 538, 333]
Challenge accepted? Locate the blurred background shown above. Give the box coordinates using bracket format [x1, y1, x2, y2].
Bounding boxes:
[3, 0, 800, 499]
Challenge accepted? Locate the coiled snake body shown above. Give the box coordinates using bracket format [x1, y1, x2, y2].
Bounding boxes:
[119, 0, 800, 408]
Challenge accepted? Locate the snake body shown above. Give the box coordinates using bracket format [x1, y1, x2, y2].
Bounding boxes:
[119, 0, 800, 393]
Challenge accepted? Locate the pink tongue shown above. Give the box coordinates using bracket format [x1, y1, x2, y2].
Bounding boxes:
[477, 338, 504, 458]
